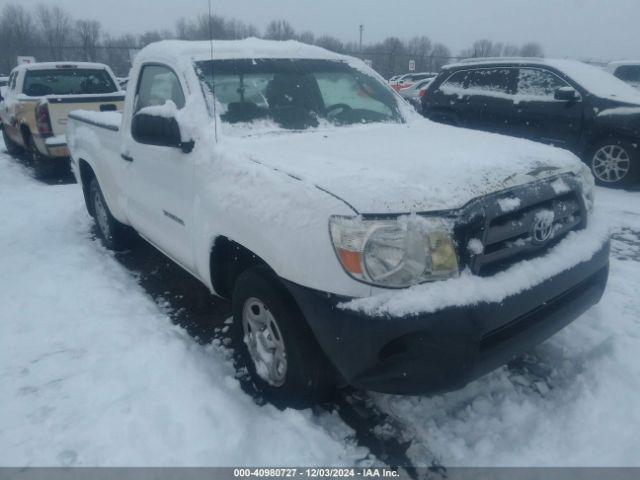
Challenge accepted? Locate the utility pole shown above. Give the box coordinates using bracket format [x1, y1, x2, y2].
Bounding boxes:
[359, 24, 364, 52]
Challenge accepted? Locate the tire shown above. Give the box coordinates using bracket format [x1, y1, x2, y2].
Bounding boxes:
[27, 135, 56, 179]
[2, 127, 23, 155]
[89, 177, 135, 251]
[232, 266, 335, 408]
[588, 138, 639, 187]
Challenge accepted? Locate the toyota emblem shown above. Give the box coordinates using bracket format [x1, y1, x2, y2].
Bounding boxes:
[532, 213, 554, 244]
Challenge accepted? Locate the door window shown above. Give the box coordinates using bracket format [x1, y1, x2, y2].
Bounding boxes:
[466, 68, 515, 96]
[439, 70, 471, 95]
[439, 68, 515, 98]
[517, 68, 569, 99]
[134, 65, 185, 113]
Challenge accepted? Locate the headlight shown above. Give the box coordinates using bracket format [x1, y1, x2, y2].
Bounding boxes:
[329, 215, 459, 288]
[578, 164, 595, 213]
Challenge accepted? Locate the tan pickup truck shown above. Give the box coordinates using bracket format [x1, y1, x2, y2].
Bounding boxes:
[0, 62, 124, 176]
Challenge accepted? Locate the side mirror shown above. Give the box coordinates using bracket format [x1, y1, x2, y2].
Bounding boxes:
[554, 86, 579, 102]
[131, 112, 194, 153]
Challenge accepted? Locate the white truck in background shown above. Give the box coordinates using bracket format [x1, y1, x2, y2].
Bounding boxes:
[0, 62, 124, 177]
[66, 39, 609, 408]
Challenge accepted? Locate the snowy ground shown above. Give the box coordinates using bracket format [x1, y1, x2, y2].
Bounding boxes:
[0, 143, 369, 467]
[1, 138, 639, 467]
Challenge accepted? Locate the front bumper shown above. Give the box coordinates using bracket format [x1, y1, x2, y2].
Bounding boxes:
[283, 239, 610, 395]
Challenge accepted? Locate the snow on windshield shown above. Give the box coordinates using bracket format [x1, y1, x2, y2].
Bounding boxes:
[195, 58, 403, 133]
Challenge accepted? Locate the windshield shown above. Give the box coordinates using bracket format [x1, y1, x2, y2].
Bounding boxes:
[195, 58, 403, 132]
[614, 65, 640, 86]
[23, 68, 118, 96]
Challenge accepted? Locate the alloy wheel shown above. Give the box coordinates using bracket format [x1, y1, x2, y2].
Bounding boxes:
[592, 144, 631, 183]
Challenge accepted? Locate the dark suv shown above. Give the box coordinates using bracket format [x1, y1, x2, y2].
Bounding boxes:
[422, 58, 640, 187]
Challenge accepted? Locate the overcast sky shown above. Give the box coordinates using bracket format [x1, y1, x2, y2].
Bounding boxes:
[13, 0, 640, 61]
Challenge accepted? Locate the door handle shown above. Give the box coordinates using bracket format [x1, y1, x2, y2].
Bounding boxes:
[121, 153, 133, 162]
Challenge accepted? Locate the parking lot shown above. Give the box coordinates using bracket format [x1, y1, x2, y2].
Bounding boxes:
[2, 137, 640, 468]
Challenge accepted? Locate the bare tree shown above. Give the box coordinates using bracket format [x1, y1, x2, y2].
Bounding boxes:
[461, 39, 544, 59]
[430, 43, 452, 71]
[101, 34, 137, 76]
[264, 19, 296, 41]
[315, 35, 345, 53]
[460, 39, 496, 58]
[0, 4, 38, 72]
[296, 31, 315, 45]
[520, 42, 544, 57]
[37, 4, 73, 61]
[76, 19, 101, 62]
[138, 30, 173, 48]
[374, 37, 406, 78]
[406, 36, 433, 72]
[176, 15, 257, 40]
[503, 44, 521, 57]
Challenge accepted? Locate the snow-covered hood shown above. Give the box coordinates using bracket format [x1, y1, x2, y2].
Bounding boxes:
[222, 120, 583, 214]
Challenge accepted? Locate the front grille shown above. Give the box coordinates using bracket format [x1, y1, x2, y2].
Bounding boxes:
[460, 177, 586, 276]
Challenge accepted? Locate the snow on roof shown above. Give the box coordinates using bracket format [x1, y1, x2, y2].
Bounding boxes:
[444, 57, 640, 105]
[11, 62, 111, 74]
[607, 60, 640, 67]
[137, 38, 349, 63]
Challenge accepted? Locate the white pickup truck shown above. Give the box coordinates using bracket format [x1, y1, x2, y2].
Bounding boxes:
[67, 39, 610, 407]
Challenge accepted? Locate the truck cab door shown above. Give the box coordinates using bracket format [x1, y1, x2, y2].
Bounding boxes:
[123, 64, 196, 272]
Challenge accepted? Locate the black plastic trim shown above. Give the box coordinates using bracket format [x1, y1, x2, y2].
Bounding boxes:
[68, 112, 120, 132]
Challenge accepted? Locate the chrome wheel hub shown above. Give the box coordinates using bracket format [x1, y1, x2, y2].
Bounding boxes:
[592, 145, 631, 183]
[242, 297, 287, 387]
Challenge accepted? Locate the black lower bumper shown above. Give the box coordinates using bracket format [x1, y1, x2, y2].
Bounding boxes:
[283, 240, 610, 395]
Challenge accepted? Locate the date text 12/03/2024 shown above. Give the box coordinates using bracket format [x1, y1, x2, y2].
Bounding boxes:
[233, 468, 400, 478]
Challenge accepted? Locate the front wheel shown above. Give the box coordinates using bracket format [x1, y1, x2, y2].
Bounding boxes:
[589, 139, 638, 187]
[232, 266, 335, 408]
[89, 177, 135, 251]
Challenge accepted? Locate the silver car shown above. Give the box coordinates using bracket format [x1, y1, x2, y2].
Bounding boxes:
[399, 78, 434, 111]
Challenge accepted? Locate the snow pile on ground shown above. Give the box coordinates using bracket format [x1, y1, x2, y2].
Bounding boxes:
[0, 143, 368, 467]
[373, 187, 640, 466]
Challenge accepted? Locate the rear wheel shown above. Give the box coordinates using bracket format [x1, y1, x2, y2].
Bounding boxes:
[89, 177, 135, 251]
[589, 139, 639, 187]
[232, 266, 334, 408]
[2, 128, 23, 155]
[27, 135, 56, 179]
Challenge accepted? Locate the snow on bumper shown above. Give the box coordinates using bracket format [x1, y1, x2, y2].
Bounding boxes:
[284, 212, 609, 394]
[341, 210, 611, 318]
